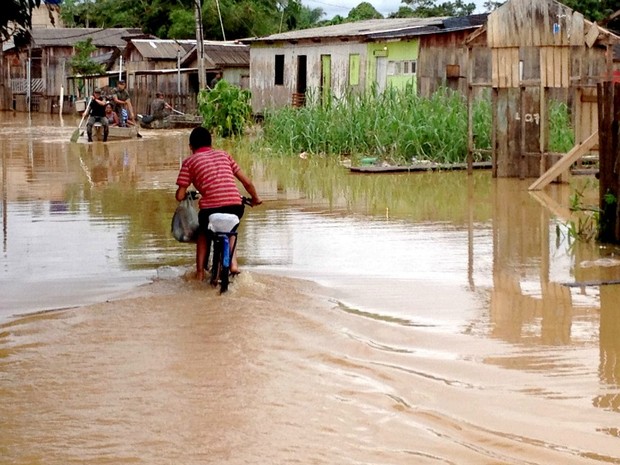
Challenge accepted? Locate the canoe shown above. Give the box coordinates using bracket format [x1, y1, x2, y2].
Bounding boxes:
[138, 114, 203, 129]
[350, 161, 492, 173]
[83, 123, 140, 142]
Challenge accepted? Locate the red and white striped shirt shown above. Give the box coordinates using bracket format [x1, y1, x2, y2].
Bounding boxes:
[176, 147, 242, 209]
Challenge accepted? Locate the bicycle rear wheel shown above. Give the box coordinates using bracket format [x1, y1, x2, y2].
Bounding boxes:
[210, 240, 221, 288]
[219, 236, 231, 293]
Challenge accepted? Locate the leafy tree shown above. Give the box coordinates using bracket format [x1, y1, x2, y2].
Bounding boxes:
[401, 0, 476, 17]
[197, 79, 252, 137]
[326, 15, 346, 25]
[58, 0, 326, 39]
[482, 1, 502, 11]
[388, 6, 417, 18]
[562, 0, 616, 22]
[297, 4, 326, 29]
[167, 7, 195, 39]
[3, 0, 43, 41]
[347, 2, 383, 21]
[69, 38, 105, 75]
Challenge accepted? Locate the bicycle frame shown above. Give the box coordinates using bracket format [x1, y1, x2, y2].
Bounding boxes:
[206, 213, 240, 293]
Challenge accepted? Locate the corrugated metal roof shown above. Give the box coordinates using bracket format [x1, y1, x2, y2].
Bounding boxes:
[130, 39, 190, 60]
[29, 27, 144, 48]
[180, 41, 249, 67]
[243, 17, 483, 43]
[128, 39, 248, 65]
[204, 43, 249, 66]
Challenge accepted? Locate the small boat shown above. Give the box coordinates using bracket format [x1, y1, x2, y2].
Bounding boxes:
[138, 114, 203, 129]
[349, 161, 493, 173]
[82, 122, 140, 142]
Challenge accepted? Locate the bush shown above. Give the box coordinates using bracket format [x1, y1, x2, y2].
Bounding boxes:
[197, 80, 252, 137]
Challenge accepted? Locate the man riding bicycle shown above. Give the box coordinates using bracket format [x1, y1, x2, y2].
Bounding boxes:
[175, 127, 262, 281]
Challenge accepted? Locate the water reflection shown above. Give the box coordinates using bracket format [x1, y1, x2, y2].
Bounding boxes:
[597, 286, 620, 413]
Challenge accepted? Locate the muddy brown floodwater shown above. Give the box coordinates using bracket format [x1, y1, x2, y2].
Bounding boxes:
[1, 112, 620, 464]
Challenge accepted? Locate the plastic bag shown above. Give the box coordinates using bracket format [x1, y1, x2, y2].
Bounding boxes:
[171, 196, 199, 243]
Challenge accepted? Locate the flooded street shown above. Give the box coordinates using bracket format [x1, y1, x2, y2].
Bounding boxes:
[1, 112, 620, 464]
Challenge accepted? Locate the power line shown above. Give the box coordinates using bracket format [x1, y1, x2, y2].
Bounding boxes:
[302, 0, 353, 12]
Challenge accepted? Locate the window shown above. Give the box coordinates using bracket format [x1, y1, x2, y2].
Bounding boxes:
[349, 54, 360, 86]
[388, 60, 417, 76]
[404, 60, 417, 75]
[275, 54, 284, 86]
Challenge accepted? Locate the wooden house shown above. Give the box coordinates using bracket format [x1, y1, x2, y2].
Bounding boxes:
[2, 27, 143, 113]
[182, 41, 250, 89]
[242, 16, 485, 114]
[465, 0, 620, 180]
[124, 39, 249, 115]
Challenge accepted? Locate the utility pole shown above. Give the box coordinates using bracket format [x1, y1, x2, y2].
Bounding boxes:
[195, 0, 206, 90]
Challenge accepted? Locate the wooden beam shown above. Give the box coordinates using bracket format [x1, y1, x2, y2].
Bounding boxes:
[528, 130, 598, 190]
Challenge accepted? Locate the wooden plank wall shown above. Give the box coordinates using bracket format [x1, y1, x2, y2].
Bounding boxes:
[491, 48, 519, 88]
[418, 30, 472, 97]
[468, 0, 620, 179]
[486, 0, 585, 48]
[574, 87, 598, 145]
[540, 46, 570, 88]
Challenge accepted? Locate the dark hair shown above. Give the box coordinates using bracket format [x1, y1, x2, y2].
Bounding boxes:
[189, 127, 212, 150]
[118, 80, 126, 84]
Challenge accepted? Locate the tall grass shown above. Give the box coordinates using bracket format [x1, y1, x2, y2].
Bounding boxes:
[548, 100, 574, 153]
[262, 87, 576, 164]
[262, 86, 492, 164]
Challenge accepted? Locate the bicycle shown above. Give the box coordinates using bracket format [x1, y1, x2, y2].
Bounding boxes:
[205, 196, 254, 293]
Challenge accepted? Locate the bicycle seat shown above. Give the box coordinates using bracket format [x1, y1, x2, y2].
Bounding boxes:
[208, 213, 239, 233]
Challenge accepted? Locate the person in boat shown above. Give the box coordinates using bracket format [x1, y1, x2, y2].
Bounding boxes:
[141, 92, 173, 125]
[104, 103, 120, 127]
[111, 80, 135, 127]
[83, 88, 109, 142]
[209, 71, 221, 90]
[175, 127, 262, 281]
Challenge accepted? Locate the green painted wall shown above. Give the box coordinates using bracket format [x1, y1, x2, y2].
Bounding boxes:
[366, 39, 419, 92]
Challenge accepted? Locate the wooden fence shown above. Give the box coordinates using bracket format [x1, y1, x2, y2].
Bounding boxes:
[131, 87, 198, 116]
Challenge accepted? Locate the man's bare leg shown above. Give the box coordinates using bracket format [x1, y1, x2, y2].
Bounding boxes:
[195, 233, 207, 281]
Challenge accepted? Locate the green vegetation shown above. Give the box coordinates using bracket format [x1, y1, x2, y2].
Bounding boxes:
[59, 0, 326, 40]
[557, 179, 619, 245]
[548, 100, 574, 153]
[560, 180, 601, 244]
[262, 86, 492, 165]
[197, 80, 252, 137]
[391, 0, 475, 18]
[69, 38, 105, 76]
[2, 0, 42, 41]
[261, 88, 575, 165]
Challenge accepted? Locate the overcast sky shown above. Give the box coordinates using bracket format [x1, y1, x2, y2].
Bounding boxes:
[303, 0, 488, 19]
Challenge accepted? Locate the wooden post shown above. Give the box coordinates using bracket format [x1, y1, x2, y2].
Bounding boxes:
[597, 81, 620, 243]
